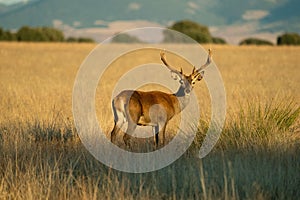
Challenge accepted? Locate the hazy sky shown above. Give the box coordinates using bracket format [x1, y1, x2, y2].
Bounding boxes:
[0, 0, 27, 5]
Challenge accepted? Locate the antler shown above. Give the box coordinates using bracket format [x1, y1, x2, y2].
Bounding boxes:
[196, 48, 212, 73]
[160, 51, 183, 77]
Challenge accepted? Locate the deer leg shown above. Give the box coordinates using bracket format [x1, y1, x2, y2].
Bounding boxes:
[123, 133, 130, 147]
[123, 121, 137, 148]
[111, 120, 124, 144]
[110, 122, 117, 143]
[111, 107, 126, 144]
[123, 101, 140, 149]
[158, 123, 167, 147]
[153, 125, 159, 148]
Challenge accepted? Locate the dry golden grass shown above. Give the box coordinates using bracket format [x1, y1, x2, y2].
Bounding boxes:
[1, 43, 299, 123]
[0, 42, 299, 199]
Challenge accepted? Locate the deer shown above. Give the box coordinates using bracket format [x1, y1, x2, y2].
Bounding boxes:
[110, 49, 212, 149]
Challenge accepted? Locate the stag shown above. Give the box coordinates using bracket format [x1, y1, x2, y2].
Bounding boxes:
[110, 49, 212, 148]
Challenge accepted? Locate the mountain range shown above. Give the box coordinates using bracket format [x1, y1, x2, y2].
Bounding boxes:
[0, 0, 299, 44]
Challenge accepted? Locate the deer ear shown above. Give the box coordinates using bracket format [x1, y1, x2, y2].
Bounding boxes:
[197, 72, 204, 81]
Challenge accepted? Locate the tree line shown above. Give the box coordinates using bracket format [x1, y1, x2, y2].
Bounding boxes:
[1, 21, 300, 45]
[112, 20, 300, 45]
[166, 20, 300, 45]
[239, 34, 300, 46]
[0, 26, 94, 43]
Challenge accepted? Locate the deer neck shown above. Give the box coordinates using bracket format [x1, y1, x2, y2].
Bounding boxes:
[174, 86, 191, 113]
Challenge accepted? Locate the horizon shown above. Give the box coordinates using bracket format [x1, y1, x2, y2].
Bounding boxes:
[0, 0, 299, 44]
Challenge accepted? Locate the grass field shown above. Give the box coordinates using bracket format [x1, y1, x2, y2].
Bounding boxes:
[0, 42, 299, 199]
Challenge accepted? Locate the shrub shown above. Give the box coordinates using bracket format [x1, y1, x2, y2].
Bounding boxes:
[0, 28, 16, 41]
[66, 37, 95, 43]
[277, 33, 300, 45]
[111, 33, 143, 43]
[77, 37, 95, 43]
[16, 26, 64, 42]
[66, 37, 78, 42]
[212, 37, 227, 44]
[239, 38, 273, 46]
[163, 20, 212, 43]
[41, 27, 64, 42]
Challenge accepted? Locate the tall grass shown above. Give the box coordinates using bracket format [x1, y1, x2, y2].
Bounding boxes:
[220, 97, 300, 150]
[0, 43, 299, 199]
[0, 97, 298, 199]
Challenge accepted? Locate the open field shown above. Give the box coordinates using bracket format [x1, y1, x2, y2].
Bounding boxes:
[0, 42, 299, 199]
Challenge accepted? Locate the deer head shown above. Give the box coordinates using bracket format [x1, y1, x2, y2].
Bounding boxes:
[160, 49, 212, 94]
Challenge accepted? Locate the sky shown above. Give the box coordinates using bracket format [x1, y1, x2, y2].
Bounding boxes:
[0, 0, 28, 5]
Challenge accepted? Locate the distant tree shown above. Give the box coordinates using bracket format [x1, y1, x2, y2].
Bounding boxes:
[16, 26, 64, 42]
[277, 33, 300, 45]
[77, 37, 95, 43]
[239, 38, 273, 46]
[163, 20, 212, 43]
[65, 37, 95, 43]
[111, 33, 143, 43]
[163, 29, 193, 43]
[212, 37, 226, 44]
[41, 27, 64, 42]
[2, 26, 96, 43]
[17, 26, 46, 41]
[0, 27, 16, 41]
[66, 37, 78, 42]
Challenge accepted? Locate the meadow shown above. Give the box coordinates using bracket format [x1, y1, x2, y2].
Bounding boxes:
[0, 42, 299, 199]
